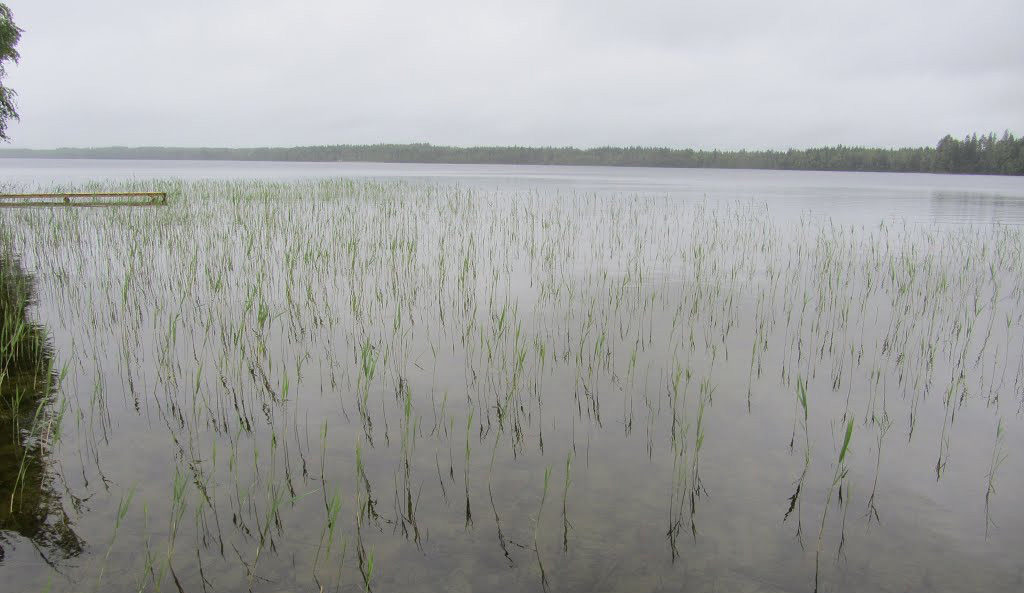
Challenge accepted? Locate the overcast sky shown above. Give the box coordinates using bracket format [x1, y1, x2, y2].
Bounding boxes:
[3, 0, 1022, 150]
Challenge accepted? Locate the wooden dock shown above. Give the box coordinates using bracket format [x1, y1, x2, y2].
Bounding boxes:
[0, 192, 168, 207]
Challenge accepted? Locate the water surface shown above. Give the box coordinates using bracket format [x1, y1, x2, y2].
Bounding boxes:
[0, 162, 1022, 592]
[3, 157, 1024, 224]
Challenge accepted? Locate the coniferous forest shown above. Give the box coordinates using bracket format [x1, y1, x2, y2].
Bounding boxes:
[1, 132, 1021, 175]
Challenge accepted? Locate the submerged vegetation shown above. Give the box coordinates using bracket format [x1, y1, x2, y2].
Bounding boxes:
[2, 131, 1024, 175]
[0, 177, 1020, 591]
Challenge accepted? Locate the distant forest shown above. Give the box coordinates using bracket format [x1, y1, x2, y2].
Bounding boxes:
[2, 132, 1022, 175]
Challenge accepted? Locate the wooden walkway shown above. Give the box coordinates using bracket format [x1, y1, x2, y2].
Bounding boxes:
[0, 192, 167, 207]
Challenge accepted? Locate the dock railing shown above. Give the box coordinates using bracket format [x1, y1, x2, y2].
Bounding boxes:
[0, 192, 168, 207]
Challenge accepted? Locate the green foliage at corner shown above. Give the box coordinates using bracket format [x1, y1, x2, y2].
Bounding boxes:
[0, 4, 21, 142]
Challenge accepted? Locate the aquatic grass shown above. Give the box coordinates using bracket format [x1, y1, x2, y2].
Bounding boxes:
[96, 482, 136, 588]
[814, 418, 854, 592]
[0, 177, 1020, 592]
[984, 417, 1008, 538]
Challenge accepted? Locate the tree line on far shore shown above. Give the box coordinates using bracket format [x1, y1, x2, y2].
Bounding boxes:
[1, 132, 1022, 176]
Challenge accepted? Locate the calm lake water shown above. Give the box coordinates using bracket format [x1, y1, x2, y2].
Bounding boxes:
[0, 159, 1023, 593]
[3, 157, 1024, 224]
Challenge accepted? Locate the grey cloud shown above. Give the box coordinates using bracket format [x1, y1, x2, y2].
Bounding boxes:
[3, 0, 1022, 150]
